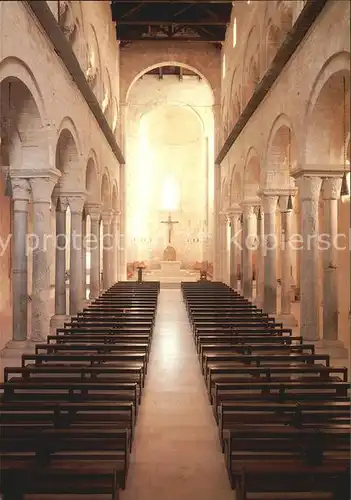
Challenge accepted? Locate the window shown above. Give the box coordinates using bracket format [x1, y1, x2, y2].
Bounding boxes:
[233, 17, 237, 47]
[222, 54, 226, 79]
[161, 177, 180, 211]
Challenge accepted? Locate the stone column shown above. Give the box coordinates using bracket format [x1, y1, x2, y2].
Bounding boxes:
[50, 196, 69, 332]
[81, 211, 87, 302]
[219, 212, 228, 283]
[213, 164, 221, 280]
[30, 172, 59, 341]
[119, 166, 126, 281]
[111, 211, 120, 284]
[86, 204, 101, 300]
[278, 195, 297, 325]
[321, 177, 347, 355]
[67, 195, 85, 315]
[255, 207, 264, 308]
[10, 179, 31, 343]
[228, 207, 241, 290]
[262, 194, 279, 314]
[296, 176, 322, 340]
[101, 210, 113, 290]
[241, 203, 255, 299]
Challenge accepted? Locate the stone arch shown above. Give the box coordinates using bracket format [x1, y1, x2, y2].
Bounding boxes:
[125, 62, 216, 104]
[266, 19, 283, 69]
[112, 181, 119, 212]
[101, 168, 112, 209]
[305, 51, 350, 165]
[0, 73, 48, 172]
[86, 24, 102, 102]
[55, 127, 81, 192]
[229, 166, 242, 205]
[244, 147, 261, 199]
[265, 113, 299, 187]
[277, 0, 293, 35]
[102, 68, 113, 124]
[242, 27, 260, 107]
[221, 176, 230, 211]
[85, 152, 99, 204]
[0, 57, 47, 124]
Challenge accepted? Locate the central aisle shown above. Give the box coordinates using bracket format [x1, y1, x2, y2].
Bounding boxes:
[122, 289, 233, 500]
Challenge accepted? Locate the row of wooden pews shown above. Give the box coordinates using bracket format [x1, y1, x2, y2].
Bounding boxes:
[181, 280, 350, 500]
[0, 281, 160, 500]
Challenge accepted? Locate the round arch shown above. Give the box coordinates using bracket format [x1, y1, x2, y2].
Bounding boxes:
[126, 62, 215, 104]
[101, 168, 112, 209]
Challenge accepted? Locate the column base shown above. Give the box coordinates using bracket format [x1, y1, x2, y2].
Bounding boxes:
[0, 340, 36, 358]
[50, 314, 70, 334]
[313, 339, 349, 359]
[276, 313, 298, 327]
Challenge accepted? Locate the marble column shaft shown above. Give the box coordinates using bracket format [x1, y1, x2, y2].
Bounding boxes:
[68, 196, 85, 315]
[30, 175, 58, 341]
[263, 195, 278, 314]
[322, 177, 341, 341]
[256, 208, 264, 308]
[229, 211, 241, 290]
[213, 165, 221, 280]
[11, 179, 30, 341]
[112, 212, 120, 284]
[297, 176, 322, 340]
[102, 211, 113, 290]
[219, 213, 228, 283]
[86, 206, 101, 299]
[81, 213, 87, 301]
[55, 198, 68, 316]
[279, 196, 293, 316]
[241, 204, 255, 299]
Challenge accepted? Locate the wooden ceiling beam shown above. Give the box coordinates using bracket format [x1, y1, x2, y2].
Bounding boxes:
[116, 20, 228, 25]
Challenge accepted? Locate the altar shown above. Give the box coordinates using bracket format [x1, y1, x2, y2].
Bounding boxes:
[160, 260, 182, 274]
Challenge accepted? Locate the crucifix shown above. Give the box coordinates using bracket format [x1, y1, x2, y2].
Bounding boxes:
[161, 213, 179, 244]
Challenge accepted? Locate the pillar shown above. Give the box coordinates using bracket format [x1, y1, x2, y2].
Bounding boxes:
[119, 166, 126, 281]
[112, 211, 120, 284]
[296, 176, 322, 340]
[81, 211, 87, 302]
[228, 207, 241, 290]
[241, 203, 255, 299]
[278, 195, 297, 325]
[68, 195, 85, 315]
[262, 194, 279, 314]
[30, 173, 59, 341]
[10, 179, 31, 343]
[255, 206, 264, 308]
[321, 177, 347, 355]
[219, 212, 228, 283]
[213, 164, 221, 280]
[50, 196, 69, 332]
[101, 210, 113, 290]
[86, 204, 101, 299]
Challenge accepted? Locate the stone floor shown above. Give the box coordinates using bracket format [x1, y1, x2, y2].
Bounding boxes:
[121, 289, 233, 500]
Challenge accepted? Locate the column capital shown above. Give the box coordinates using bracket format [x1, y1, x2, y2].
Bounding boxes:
[10, 177, 31, 201]
[227, 204, 241, 223]
[278, 189, 297, 212]
[65, 193, 86, 214]
[55, 196, 69, 213]
[296, 175, 322, 201]
[240, 201, 256, 217]
[322, 176, 342, 200]
[85, 203, 102, 221]
[29, 169, 60, 203]
[101, 209, 113, 224]
[260, 192, 279, 214]
[112, 210, 121, 223]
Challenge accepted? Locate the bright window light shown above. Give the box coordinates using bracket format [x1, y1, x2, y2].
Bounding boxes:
[233, 17, 237, 47]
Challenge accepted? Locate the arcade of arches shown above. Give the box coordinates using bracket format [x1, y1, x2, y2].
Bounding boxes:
[0, 0, 350, 495]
